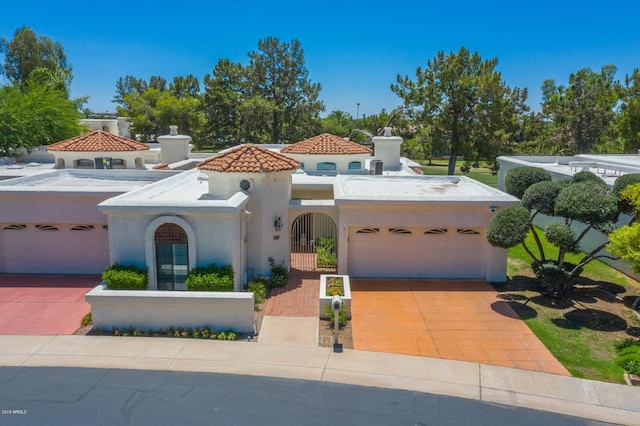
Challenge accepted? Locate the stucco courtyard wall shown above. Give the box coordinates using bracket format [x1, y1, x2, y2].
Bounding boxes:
[86, 285, 254, 333]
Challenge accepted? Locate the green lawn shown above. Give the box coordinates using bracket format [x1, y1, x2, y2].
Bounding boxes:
[503, 229, 640, 383]
[420, 159, 499, 188]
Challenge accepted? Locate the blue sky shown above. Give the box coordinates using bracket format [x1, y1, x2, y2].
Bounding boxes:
[1, 1, 639, 118]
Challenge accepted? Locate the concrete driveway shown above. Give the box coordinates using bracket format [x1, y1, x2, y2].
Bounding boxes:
[0, 275, 100, 335]
[350, 279, 570, 376]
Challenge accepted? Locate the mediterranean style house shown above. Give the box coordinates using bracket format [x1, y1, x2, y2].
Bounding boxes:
[0, 127, 519, 289]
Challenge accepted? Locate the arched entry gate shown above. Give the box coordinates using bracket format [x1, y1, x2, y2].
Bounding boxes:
[290, 213, 337, 272]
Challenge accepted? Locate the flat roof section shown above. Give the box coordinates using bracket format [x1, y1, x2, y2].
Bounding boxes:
[0, 169, 172, 193]
[334, 175, 519, 205]
[98, 169, 249, 213]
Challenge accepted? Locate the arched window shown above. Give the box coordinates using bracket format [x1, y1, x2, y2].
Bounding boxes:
[155, 223, 189, 290]
[317, 162, 336, 171]
[348, 161, 362, 170]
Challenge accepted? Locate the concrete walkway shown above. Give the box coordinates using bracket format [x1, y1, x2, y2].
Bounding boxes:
[0, 335, 637, 425]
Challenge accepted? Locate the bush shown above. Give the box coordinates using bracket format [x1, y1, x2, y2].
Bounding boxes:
[504, 166, 551, 199]
[614, 176, 640, 215]
[486, 205, 531, 249]
[316, 236, 337, 268]
[248, 280, 267, 308]
[554, 182, 619, 225]
[185, 264, 234, 291]
[615, 339, 640, 375]
[324, 302, 348, 328]
[267, 258, 289, 288]
[103, 263, 147, 290]
[521, 180, 561, 215]
[532, 261, 580, 298]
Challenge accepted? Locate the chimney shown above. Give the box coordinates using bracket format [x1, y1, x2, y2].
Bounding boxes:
[372, 127, 403, 171]
[157, 126, 192, 164]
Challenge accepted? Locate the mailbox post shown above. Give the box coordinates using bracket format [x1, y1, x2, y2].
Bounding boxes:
[332, 295, 342, 352]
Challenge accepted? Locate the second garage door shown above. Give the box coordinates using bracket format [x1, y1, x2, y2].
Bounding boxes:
[0, 223, 110, 274]
[347, 227, 485, 279]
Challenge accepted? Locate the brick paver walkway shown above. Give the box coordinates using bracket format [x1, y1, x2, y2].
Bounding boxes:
[264, 268, 321, 317]
[350, 279, 570, 376]
[0, 275, 100, 335]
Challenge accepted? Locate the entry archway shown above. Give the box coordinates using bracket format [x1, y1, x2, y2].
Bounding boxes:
[290, 213, 337, 272]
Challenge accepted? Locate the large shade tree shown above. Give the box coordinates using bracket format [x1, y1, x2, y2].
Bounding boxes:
[0, 77, 83, 157]
[202, 37, 324, 146]
[487, 167, 623, 298]
[391, 47, 527, 175]
[114, 75, 204, 143]
[538, 66, 619, 154]
[0, 26, 72, 94]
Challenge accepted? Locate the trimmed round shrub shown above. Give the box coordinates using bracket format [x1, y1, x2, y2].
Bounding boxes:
[544, 223, 577, 251]
[504, 166, 552, 199]
[521, 180, 561, 215]
[613, 174, 640, 214]
[486, 205, 531, 249]
[554, 182, 619, 225]
[570, 170, 606, 187]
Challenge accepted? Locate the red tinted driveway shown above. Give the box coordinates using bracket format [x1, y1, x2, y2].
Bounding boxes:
[0, 275, 100, 335]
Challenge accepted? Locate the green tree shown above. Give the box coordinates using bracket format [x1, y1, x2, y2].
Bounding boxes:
[539, 66, 619, 154]
[115, 75, 204, 143]
[0, 26, 72, 93]
[169, 74, 200, 99]
[487, 167, 621, 298]
[608, 179, 640, 271]
[202, 37, 324, 146]
[202, 59, 246, 147]
[320, 110, 354, 138]
[247, 37, 323, 143]
[112, 75, 147, 104]
[391, 47, 526, 175]
[616, 69, 640, 153]
[0, 79, 83, 157]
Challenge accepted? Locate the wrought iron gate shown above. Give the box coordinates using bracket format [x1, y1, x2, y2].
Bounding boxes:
[290, 213, 337, 272]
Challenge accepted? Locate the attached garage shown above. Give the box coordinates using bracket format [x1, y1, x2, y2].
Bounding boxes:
[347, 226, 486, 279]
[0, 223, 110, 274]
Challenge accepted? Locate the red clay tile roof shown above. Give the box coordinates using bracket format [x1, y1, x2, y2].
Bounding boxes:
[198, 144, 300, 173]
[153, 163, 172, 170]
[280, 133, 372, 155]
[46, 130, 150, 152]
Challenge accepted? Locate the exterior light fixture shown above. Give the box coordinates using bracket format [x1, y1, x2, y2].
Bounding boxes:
[489, 206, 497, 212]
[274, 217, 283, 232]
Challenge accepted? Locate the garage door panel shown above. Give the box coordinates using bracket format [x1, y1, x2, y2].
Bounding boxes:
[348, 227, 486, 279]
[0, 227, 109, 274]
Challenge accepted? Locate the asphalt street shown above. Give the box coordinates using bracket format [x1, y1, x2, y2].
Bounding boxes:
[0, 367, 613, 425]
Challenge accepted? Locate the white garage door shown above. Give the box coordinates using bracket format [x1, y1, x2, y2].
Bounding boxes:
[347, 227, 485, 279]
[0, 224, 110, 274]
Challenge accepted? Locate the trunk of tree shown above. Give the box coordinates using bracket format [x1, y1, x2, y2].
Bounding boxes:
[447, 150, 457, 175]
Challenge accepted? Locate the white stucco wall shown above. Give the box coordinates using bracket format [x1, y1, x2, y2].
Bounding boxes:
[284, 153, 370, 174]
[86, 285, 254, 333]
[51, 151, 146, 169]
[106, 212, 244, 290]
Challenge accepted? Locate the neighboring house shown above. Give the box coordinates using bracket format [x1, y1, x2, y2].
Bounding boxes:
[0, 129, 520, 288]
[80, 117, 131, 138]
[46, 130, 150, 170]
[497, 154, 640, 279]
[280, 133, 372, 174]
